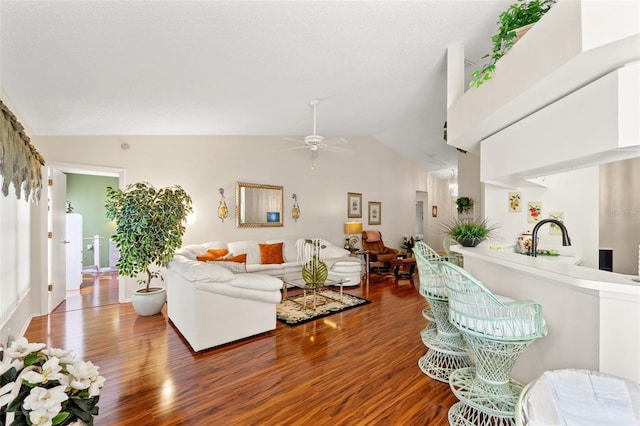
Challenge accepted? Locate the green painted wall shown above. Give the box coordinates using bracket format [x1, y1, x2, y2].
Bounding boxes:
[66, 174, 118, 268]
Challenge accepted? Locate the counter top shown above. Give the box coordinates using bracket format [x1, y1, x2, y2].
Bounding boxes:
[452, 245, 640, 296]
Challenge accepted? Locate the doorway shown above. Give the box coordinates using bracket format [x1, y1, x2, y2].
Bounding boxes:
[415, 191, 428, 241]
[46, 163, 125, 312]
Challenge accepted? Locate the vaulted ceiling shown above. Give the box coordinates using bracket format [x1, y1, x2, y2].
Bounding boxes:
[0, 0, 511, 178]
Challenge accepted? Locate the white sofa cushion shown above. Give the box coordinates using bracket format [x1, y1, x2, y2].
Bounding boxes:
[175, 244, 209, 259]
[227, 240, 261, 264]
[318, 239, 350, 258]
[195, 274, 282, 304]
[214, 261, 247, 274]
[246, 263, 284, 276]
[169, 257, 235, 283]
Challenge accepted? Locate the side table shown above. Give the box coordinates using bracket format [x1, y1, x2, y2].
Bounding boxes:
[389, 256, 416, 278]
[351, 250, 370, 287]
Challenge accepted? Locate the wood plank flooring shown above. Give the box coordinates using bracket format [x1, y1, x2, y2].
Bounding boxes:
[24, 271, 457, 425]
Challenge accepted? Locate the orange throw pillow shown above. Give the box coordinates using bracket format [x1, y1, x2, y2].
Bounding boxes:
[213, 253, 247, 263]
[196, 248, 229, 262]
[196, 252, 219, 262]
[259, 242, 284, 264]
[207, 248, 228, 258]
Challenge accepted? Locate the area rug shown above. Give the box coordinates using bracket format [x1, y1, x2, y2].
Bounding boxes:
[276, 289, 370, 326]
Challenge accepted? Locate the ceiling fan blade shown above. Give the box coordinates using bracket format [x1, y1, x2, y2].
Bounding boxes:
[324, 137, 349, 145]
[283, 137, 306, 144]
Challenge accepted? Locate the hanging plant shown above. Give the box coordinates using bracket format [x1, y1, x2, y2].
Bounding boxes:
[456, 197, 474, 215]
[470, 0, 556, 88]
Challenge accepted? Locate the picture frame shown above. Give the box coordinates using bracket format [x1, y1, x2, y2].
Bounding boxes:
[347, 192, 362, 218]
[528, 201, 542, 223]
[432, 205, 438, 217]
[368, 201, 381, 225]
[549, 212, 564, 235]
[508, 192, 522, 213]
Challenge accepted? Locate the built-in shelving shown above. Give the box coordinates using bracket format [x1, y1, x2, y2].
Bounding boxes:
[447, 0, 640, 185]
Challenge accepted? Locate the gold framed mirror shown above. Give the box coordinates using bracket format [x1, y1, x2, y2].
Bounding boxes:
[235, 182, 284, 228]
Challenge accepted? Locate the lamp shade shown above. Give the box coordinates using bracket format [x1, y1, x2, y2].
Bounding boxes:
[344, 221, 363, 235]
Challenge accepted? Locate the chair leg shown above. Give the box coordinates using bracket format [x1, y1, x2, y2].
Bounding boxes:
[448, 401, 518, 426]
[448, 334, 531, 419]
[418, 299, 472, 383]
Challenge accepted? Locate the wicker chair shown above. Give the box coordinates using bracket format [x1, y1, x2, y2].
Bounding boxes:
[413, 242, 471, 383]
[442, 262, 547, 426]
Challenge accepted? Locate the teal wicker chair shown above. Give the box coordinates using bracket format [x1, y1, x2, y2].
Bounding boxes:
[442, 262, 547, 426]
[413, 242, 471, 383]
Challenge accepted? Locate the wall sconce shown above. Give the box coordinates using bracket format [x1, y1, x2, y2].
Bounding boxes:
[218, 188, 228, 222]
[186, 210, 198, 225]
[292, 193, 300, 222]
[343, 221, 363, 251]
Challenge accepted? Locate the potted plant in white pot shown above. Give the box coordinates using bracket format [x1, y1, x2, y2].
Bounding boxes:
[105, 182, 193, 316]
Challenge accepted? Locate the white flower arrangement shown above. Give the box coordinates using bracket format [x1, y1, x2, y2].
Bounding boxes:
[0, 338, 105, 426]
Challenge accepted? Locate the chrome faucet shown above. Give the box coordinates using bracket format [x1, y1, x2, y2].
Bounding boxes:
[530, 218, 571, 257]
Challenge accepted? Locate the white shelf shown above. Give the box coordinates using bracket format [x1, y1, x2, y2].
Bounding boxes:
[447, 0, 640, 157]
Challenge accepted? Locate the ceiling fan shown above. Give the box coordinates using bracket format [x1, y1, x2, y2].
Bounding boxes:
[279, 99, 349, 168]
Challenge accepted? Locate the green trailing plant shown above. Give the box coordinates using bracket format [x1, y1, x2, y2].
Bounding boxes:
[456, 196, 474, 215]
[470, 0, 556, 88]
[105, 182, 193, 292]
[443, 217, 499, 247]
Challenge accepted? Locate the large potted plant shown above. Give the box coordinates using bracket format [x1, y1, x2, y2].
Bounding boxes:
[105, 182, 193, 316]
[443, 217, 499, 247]
[470, 0, 556, 88]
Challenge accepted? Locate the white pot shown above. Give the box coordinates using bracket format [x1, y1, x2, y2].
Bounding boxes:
[131, 287, 166, 316]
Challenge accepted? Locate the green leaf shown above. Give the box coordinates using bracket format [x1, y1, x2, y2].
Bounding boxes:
[51, 411, 71, 425]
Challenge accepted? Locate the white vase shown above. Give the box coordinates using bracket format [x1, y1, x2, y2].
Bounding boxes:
[131, 287, 166, 316]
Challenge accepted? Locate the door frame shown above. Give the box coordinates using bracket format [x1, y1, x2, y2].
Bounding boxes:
[41, 162, 125, 314]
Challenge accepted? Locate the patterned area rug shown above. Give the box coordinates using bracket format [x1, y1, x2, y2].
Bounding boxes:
[277, 289, 371, 326]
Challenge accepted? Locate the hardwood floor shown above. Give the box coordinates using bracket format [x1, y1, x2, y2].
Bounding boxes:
[24, 272, 457, 425]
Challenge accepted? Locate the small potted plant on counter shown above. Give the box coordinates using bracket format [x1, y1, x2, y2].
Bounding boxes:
[443, 217, 499, 247]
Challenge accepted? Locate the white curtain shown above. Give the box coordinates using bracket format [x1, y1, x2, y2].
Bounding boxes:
[0, 191, 31, 329]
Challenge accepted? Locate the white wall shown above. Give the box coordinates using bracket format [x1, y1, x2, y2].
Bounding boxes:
[457, 150, 482, 216]
[484, 166, 600, 268]
[33, 134, 450, 297]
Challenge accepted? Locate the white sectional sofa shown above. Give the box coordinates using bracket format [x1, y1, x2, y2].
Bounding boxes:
[167, 238, 362, 351]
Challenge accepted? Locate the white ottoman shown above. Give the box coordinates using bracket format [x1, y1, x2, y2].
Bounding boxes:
[328, 257, 362, 286]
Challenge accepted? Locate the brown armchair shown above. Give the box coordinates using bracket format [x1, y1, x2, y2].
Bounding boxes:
[362, 230, 399, 271]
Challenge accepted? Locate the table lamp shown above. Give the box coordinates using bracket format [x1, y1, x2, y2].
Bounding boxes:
[344, 221, 363, 250]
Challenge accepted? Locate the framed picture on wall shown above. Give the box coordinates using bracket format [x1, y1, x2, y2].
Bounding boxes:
[368, 201, 381, 225]
[347, 192, 362, 218]
[528, 201, 542, 223]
